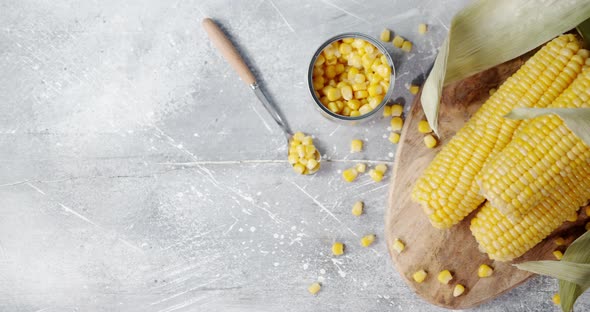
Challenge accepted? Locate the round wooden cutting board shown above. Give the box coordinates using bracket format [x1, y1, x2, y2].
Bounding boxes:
[385, 54, 590, 309]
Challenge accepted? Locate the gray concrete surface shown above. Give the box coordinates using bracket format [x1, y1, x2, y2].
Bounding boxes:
[1, 0, 588, 311]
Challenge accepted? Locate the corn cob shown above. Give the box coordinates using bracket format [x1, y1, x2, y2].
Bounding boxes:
[411, 34, 586, 228]
[479, 65, 590, 220]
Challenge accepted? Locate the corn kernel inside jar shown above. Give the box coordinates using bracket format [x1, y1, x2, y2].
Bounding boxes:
[312, 38, 391, 117]
[288, 131, 320, 175]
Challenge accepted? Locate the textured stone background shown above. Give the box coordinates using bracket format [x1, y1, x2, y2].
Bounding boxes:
[1, 0, 588, 311]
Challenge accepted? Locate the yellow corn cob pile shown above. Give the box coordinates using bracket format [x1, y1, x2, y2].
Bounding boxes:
[470, 67, 590, 261]
[411, 34, 586, 228]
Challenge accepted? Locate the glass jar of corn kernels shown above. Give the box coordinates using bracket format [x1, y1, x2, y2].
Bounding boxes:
[308, 33, 396, 125]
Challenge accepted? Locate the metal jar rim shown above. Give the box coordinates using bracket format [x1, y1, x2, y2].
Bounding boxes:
[307, 32, 396, 122]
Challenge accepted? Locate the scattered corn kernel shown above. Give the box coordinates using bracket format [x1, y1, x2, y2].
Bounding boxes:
[553, 250, 564, 260]
[360, 234, 376, 247]
[380, 28, 391, 42]
[392, 238, 405, 253]
[383, 105, 392, 117]
[289, 132, 320, 175]
[418, 23, 428, 34]
[355, 163, 367, 173]
[585, 206, 590, 216]
[391, 116, 404, 131]
[392, 35, 404, 48]
[477, 264, 494, 278]
[437, 270, 453, 284]
[312, 38, 390, 117]
[368, 169, 384, 182]
[453, 284, 465, 297]
[352, 201, 364, 216]
[586, 222, 590, 231]
[389, 132, 401, 144]
[332, 242, 345, 256]
[409, 85, 420, 95]
[423, 134, 438, 148]
[412, 270, 427, 283]
[552, 293, 561, 305]
[418, 120, 432, 133]
[350, 139, 364, 153]
[391, 104, 403, 117]
[375, 164, 387, 174]
[489, 88, 497, 95]
[566, 212, 578, 222]
[555, 237, 566, 246]
[342, 168, 359, 182]
[401, 40, 412, 52]
[308, 282, 321, 295]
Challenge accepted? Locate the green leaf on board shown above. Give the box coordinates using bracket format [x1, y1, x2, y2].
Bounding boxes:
[421, 0, 590, 134]
[505, 108, 590, 146]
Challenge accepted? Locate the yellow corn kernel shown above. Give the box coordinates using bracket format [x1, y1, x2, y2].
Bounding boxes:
[401, 40, 413, 52]
[350, 139, 363, 153]
[347, 99, 361, 110]
[566, 212, 578, 222]
[308, 282, 321, 295]
[390, 116, 404, 131]
[360, 234, 376, 247]
[392, 35, 404, 48]
[367, 84, 383, 97]
[306, 158, 319, 171]
[326, 87, 342, 101]
[418, 23, 428, 34]
[453, 284, 465, 297]
[418, 120, 432, 133]
[552, 293, 561, 305]
[389, 132, 401, 144]
[341, 106, 351, 116]
[354, 90, 369, 99]
[412, 270, 427, 283]
[380, 28, 391, 42]
[586, 222, 590, 231]
[477, 264, 493, 278]
[409, 84, 420, 95]
[555, 237, 566, 246]
[332, 242, 345, 256]
[359, 104, 372, 115]
[375, 164, 387, 174]
[368, 169, 384, 182]
[368, 96, 383, 110]
[553, 250, 564, 260]
[293, 163, 306, 175]
[392, 238, 405, 253]
[342, 168, 358, 182]
[585, 206, 590, 216]
[423, 134, 437, 148]
[342, 37, 354, 43]
[288, 154, 299, 165]
[302, 136, 313, 146]
[356, 163, 367, 173]
[339, 42, 352, 55]
[293, 132, 305, 141]
[391, 104, 403, 117]
[383, 105, 392, 117]
[350, 110, 361, 117]
[489, 88, 496, 95]
[437, 270, 453, 284]
[352, 201, 364, 216]
[341, 85, 353, 101]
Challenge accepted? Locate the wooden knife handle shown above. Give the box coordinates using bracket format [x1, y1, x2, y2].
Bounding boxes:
[202, 18, 256, 86]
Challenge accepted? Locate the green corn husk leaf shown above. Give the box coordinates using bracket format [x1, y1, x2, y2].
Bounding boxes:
[421, 0, 590, 134]
[513, 261, 590, 289]
[516, 231, 590, 311]
[577, 17, 590, 46]
[505, 108, 590, 146]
